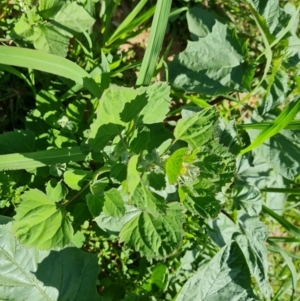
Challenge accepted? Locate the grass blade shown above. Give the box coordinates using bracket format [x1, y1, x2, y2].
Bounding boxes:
[136, 0, 172, 86]
[107, 0, 148, 46]
[267, 239, 297, 299]
[0, 147, 86, 171]
[239, 95, 300, 155]
[238, 120, 300, 130]
[262, 205, 300, 239]
[0, 46, 101, 98]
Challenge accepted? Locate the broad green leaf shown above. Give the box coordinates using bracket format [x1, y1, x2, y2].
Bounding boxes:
[94, 205, 140, 234]
[86, 193, 104, 217]
[0, 46, 101, 98]
[33, 24, 69, 57]
[235, 215, 272, 299]
[54, 1, 95, 33]
[169, 20, 250, 95]
[12, 189, 73, 249]
[110, 162, 127, 183]
[240, 95, 300, 155]
[147, 171, 166, 191]
[174, 107, 217, 147]
[186, 6, 217, 39]
[90, 177, 109, 196]
[12, 19, 33, 38]
[0, 129, 35, 154]
[46, 179, 68, 202]
[0, 146, 86, 171]
[138, 82, 171, 124]
[147, 124, 173, 152]
[131, 183, 166, 216]
[103, 188, 125, 218]
[232, 184, 262, 216]
[127, 155, 140, 196]
[38, 0, 64, 19]
[64, 169, 90, 191]
[120, 202, 184, 259]
[142, 263, 169, 293]
[175, 241, 258, 301]
[0, 221, 100, 301]
[165, 148, 187, 184]
[129, 127, 150, 153]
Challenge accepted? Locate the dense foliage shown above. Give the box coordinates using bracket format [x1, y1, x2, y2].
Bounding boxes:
[0, 0, 300, 300]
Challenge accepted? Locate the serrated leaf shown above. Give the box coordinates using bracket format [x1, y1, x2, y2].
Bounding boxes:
[53, 1, 95, 33]
[46, 179, 68, 202]
[174, 107, 217, 147]
[138, 82, 171, 124]
[12, 19, 33, 38]
[165, 148, 187, 184]
[38, 0, 64, 19]
[86, 193, 104, 217]
[235, 214, 272, 299]
[12, 189, 73, 249]
[0, 221, 100, 300]
[232, 184, 262, 216]
[169, 20, 249, 95]
[147, 171, 166, 190]
[33, 24, 69, 57]
[0, 129, 35, 154]
[103, 188, 125, 218]
[129, 127, 150, 153]
[119, 202, 184, 259]
[131, 183, 166, 216]
[64, 169, 90, 191]
[94, 205, 140, 234]
[175, 241, 259, 301]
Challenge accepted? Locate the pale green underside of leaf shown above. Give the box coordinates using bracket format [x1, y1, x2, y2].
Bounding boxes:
[119, 202, 184, 259]
[0, 221, 100, 301]
[12, 189, 73, 249]
[169, 17, 248, 95]
[175, 241, 258, 301]
[0, 146, 86, 171]
[0, 46, 101, 97]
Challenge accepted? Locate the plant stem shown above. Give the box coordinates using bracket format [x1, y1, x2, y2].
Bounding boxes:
[261, 187, 300, 195]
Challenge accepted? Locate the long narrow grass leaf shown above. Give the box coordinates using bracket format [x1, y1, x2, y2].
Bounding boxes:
[239, 95, 300, 155]
[0, 147, 86, 171]
[0, 46, 101, 97]
[262, 205, 300, 239]
[238, 120, 300, 130]
[136, 0, 172, 86]
[267, 239, 297, 298]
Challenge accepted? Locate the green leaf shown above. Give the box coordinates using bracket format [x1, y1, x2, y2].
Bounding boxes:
[169, 20, 249, 95]
[147, 171, 166, 191]
[90, 177, 109, 196]
[137, 82, 171, 124]
[94, 205, 140, 234]
[142, 263, 169, 293]
[127, 155, 140, 196]
[86, 193, 104, 217]
[64, 169, 90, 190]
[12, 19, 33, 38]
[131, 183, 166, 216]
[174, 107, 217, 147]
[232, 184, 262, 216]
[165, 148, 187, 184]
[38, 0, 64, 19]
[175, 241, 258, 301]
[235, 215, 272, 299]
[46, 179, 68, 202]
[0, 129, 35, 154]
[129, 127, 150, 153]
[0, 221, 100, 300]
[103, 188, 125, 218]
[0, 46, 101, 98]
[33, 24, 69, 57]
[110, 162, 127, 183]
[119, 202, 184, 259]
[240, 95, 300, 155]
[53, 1, 95, 33]
[12, 189, 73, 249]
